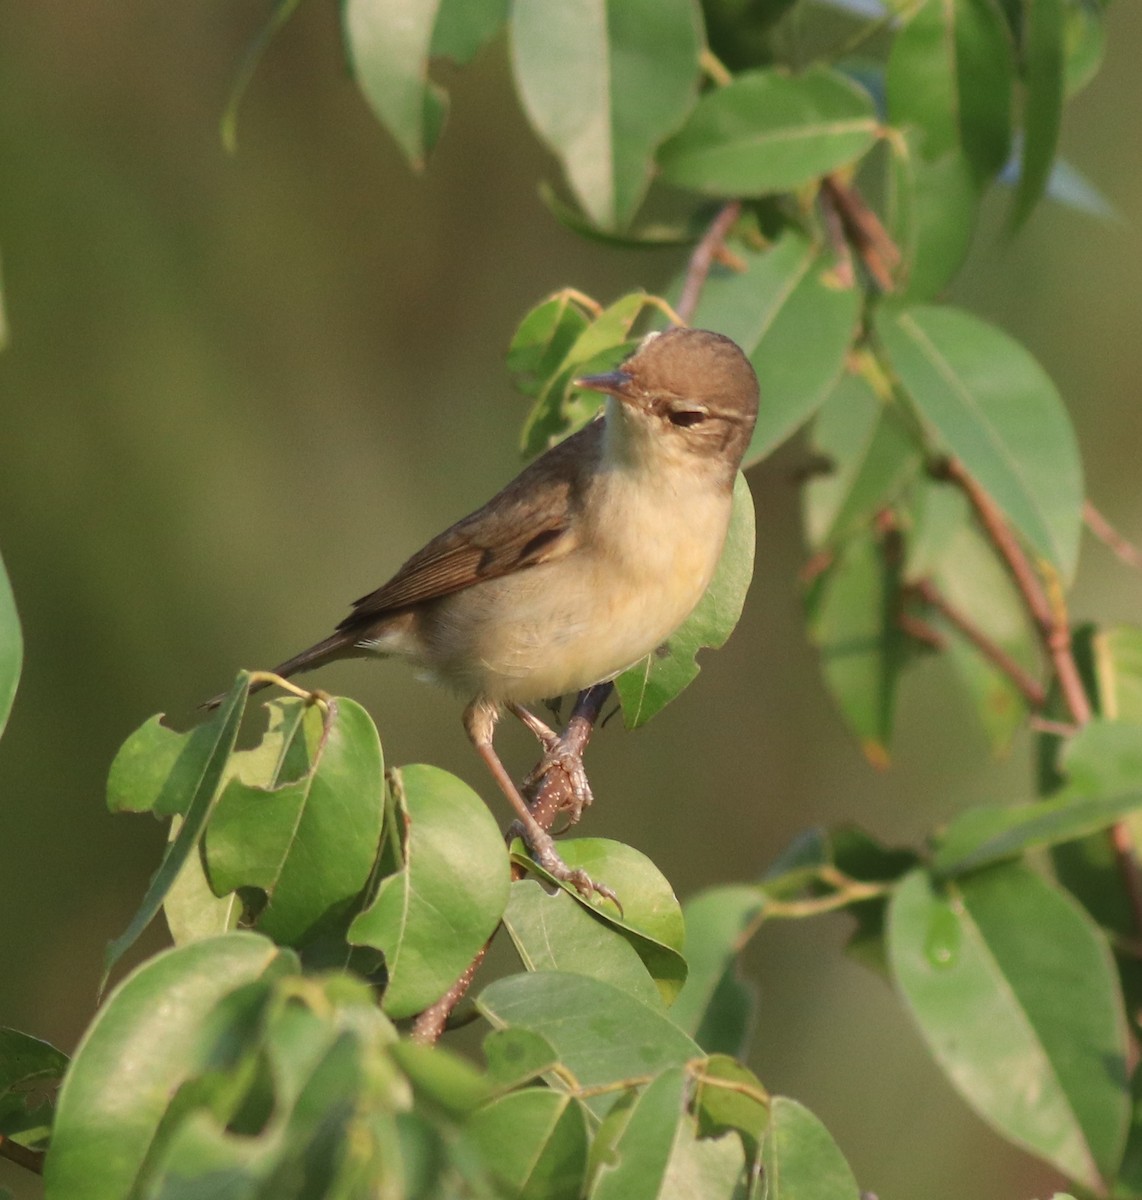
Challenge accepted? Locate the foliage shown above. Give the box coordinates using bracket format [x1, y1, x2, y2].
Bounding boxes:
[1, 0, 1138, 1196]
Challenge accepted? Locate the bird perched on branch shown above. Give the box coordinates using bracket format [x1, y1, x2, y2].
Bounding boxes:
[208, 326, 759, 898]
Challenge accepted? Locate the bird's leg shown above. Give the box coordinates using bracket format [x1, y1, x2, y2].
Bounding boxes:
[510, 702, 594, 826]
[463, 699, 617, 907]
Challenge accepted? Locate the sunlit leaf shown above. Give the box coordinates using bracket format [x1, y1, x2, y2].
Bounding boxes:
[760, 1096, 861, 1199]
[889, 865, 1129, 1190]
[877, 304, 1084, 580]
[350, 764, 510, 1019]
[658, 66, 879, 196]
[511, 0, 704, 229]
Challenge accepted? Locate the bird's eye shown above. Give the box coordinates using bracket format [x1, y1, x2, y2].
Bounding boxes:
[668, 409, 707, 428]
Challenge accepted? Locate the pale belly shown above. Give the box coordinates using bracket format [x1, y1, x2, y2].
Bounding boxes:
[417, 483, 732, 704]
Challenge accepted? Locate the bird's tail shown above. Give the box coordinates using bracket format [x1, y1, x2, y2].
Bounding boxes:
[202, 632, 357, 711]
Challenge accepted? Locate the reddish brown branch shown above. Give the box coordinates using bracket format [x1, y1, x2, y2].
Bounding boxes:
[410, 684, 614, 1044]
[0, 1135, 45, 1175]
[937, 459, 1142, 929]
[1084, 499, 1142, 571]
[820, 175, 900, 292]
[676, 202, 742, 324]
[911, 578, 1047, 709]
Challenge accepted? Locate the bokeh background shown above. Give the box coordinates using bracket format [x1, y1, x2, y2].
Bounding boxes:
[2, 3, 1141, 1196]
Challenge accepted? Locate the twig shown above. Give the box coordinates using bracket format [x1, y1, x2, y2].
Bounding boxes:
[937, 458, 1142, 932]
[820, 175, 900, 292]
[676, 202, 742, 324]
[410, 684, 614, 1044]
[898, 611, 946, 651]
[910, 578, 1047, 708]
[0, 1135, 45, 1175]
[1084, 499, 1142, 571]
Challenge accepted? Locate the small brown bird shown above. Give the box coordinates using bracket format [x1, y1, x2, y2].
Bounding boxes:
[211, 327, 758, 895]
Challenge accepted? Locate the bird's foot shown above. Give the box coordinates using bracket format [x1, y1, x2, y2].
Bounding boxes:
[510, 822, 622, 914]
[522, 737, 594, 826]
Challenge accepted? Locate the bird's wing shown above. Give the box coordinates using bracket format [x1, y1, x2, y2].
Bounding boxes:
[338, 419, 601, 629]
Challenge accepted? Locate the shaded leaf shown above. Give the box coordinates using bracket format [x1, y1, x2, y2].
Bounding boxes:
[686, 231, 862, 465]
[504, 881, 664, 1009]
[510, 0, 704, 229]
[484, 1028, 561, 1091]
[671, 886, 762, 1058]
[693, 1054, 768, 1163]
[206, 698, 385, 945]
[350, 764, 510, 1019]
[45, 935, 293, 1200]
[886, 0, 1013, 183]
[806, 528, 907, 762]
[889, 865, 1129, 1190]
[657, 66, 878, 196]
[804, 372, 921, 549]
[343, 0, 447, 170]
[430, 0, 509, 63]
[933, 791, 1142, 877]
[0, 549, 20, 739]
[220, 0, 304, 153]
[511, 838, 687, 1005]
[469, 1089, 588, 1200]
[1010, 0, 1065, 229]
[477, 972, 702, 1115]
[617, 472, 755, 728]
[888, 133, 980, 301]
[877, 303, 1084, 580]
[760, 1096, 860, 1199]
[0, 1030, 68, 1149]
[103, 676, 252, 982]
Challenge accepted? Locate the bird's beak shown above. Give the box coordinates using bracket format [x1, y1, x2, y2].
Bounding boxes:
[575, 368, 635, 400]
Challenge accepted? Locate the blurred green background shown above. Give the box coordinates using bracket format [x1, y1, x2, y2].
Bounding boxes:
[2, 3, 1140, 1196]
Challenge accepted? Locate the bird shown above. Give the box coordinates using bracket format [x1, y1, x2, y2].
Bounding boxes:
[208, 327, 759, 898]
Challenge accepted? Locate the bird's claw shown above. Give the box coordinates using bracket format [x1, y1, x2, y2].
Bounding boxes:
[510, 823, 622, 915]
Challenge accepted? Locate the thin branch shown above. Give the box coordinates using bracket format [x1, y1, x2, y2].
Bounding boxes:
[910, 578, 1047, 708]
[676, 202, 742, 325]
[935, 458, 1142, 933]
[0, 1135, 45, 1175]
[1084, 498, 1142, 571]
[820, 175, 900, 292]
[410, 684, 614, 1044]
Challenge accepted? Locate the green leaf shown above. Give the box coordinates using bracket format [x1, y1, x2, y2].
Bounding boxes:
[671, 886, 762, 1058]
[503, 882, 664, 1010]
[616, 472, 755, 728]
[889, 865, 1129, 1190]
[1063, 0, 1104, 95]
[511, 838, 688, 1005]
[469, 1089, 588, 1200]
[806, 528, 907, 763]
[206, 698, 385, 946]
[103, 676, 252, 983]
[163, 820, 241, 945]
[483, 1028, 561, 1091]
[343, 0, 447, 170]
[933, 791, 1142, 877]
[922, 516, 1041, 752]
[507, 293, 594, 400]
[888, 133, 980, 302]
[591, 1066, 745, 1199]
[693, 1054, 768, 1162]
[350, 764, 510, 1019]
[45, 935, 294, 1200]
[759, 1096, 861, 1199]
[1010, 0, 1065, 229]
[877, 304, 1084, 580]
[686, 231, 862, 465]
[510, 0, 704, 230]
[389, 1039, 493, 1120]
[430, 0, 508, 63]
[1094, 626, 1142, 724]
[657, 66, 879, 197]
[0, 549, 21, 739]
[477, 972, 702, 1114]
[886, 0, 1014, 183]
[220, 0, 304, 154]
[1113, 1063, 1142, 1196]
[804, 373, 921, 549]
[1060, 718, 1142, 796]
[0, 1029, 68, 1148]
